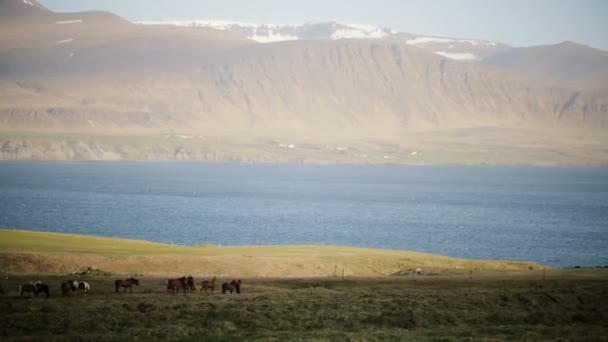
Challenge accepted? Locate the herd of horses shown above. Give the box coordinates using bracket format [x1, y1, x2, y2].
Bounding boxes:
[18, 280, 89, 298]
[5, 276, 241, 298]
[166, 276, 242, 295]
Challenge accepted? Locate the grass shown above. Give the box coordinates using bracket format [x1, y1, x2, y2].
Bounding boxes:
[1, 229, 606, 340]
[0, 229, 542, 277]
[0, 275, 607, 341]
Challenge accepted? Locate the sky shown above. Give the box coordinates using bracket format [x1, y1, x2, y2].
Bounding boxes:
[38, 0, 608, 50]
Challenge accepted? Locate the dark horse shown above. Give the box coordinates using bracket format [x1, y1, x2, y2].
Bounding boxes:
[167, 276, 187, 294]
[61, 281, 73, 297]
[184, 276, 196, 293]
[20, 282, 49, 298]
[221, 279, 242, 294]
[200, 276, 217, 293]
[115, 278, 140, 293]
[36, 282, 50, 298]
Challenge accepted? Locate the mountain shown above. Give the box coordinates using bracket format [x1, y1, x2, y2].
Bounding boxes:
[0, 5, 607, 164]
[136, 20, 392, 42]
[136, 20, 509, 61]
[399, 35, 511, 61]
[0, 0, 48, 17]
[483, 41, 608, 90]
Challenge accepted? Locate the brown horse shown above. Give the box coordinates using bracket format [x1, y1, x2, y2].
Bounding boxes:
[36, 282, 50, 298]
[20, 281, 49, 298]
[20, 283, 38, 297]
[61, 281, 73, 297]
[221, 279, 242, 294]
[200, 276, 217, 293]
[185, 276, 196, 293]
[115, 278, 139, 293]
[167, 276, 187, 294]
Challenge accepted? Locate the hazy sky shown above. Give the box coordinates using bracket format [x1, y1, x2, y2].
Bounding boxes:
[39, 0, 608, 49]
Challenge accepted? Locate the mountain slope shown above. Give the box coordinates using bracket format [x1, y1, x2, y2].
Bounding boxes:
[0, 0, 49, 17]
[0, 6, 607, 163]
[483, 41, 608, 90]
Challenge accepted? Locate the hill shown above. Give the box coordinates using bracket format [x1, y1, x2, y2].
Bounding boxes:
[0, 229, 541, 276]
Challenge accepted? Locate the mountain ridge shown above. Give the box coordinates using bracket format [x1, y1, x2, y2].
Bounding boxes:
[0, 5, 607, 164]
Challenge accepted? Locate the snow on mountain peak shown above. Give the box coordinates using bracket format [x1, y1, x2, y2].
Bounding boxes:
[330, 22, 390, 40]
[134, 20, 503, 61]
[406, 36, 497, 47]
[135, 20, 391, 42]
[435, 51, 479, 61]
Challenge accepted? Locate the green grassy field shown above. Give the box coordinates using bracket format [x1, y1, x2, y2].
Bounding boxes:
[0, 274, 607, 341]
[0, 229, 607, 340]
[0, 229, 541, 277]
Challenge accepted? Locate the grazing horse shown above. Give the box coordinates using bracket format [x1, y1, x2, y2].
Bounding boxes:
[200, 276, 217, 293]
[185, 276, 196, 293]
[35, 282, 50, 298]
[61, 281, 73, 297]
[167, 277, 187, 294]
[115, 278, 139, 293]
[19, 283, 38, 297]
[221, 279, 242, 294]
[76, 281, 90, 295]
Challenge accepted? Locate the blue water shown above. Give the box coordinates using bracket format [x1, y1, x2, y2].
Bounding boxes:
[0, 162, 606, 267]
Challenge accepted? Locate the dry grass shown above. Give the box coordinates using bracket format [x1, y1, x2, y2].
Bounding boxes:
[0, 229, 541, 277]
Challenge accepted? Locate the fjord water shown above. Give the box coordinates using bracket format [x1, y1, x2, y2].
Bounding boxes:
[0, 162, 606, 267]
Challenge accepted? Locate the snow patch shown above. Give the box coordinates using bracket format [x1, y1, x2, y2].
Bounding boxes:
[56, 38, 74, 44]
[406, 36, 497, 47]
[406, 37, 454, 45]
[434, 51, 479, 60]
[136, 20, 391, 42]
[55, 19, 83, 25]
[136, 20, 294, 30]
[251, 33, 298, 43]
[22, 0, 34, 6]
[331, 22, 389, 39]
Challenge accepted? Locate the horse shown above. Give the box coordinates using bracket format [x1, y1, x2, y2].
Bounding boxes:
[167, 277, 187, 294]
[69, 280, 90, 295]
[61, 281, 73, 297]
[115, 278, 139, 293]
[221, 279, 242, 294]
[0, 283, 4, 294]
[35, 282, 50, 298]
[200, 276, 217, 293]
[185, 276, 196, 293]
[19, 283, 38, 297]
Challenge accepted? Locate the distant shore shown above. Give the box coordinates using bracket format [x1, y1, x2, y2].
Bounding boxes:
[2, 130, 607, 166]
